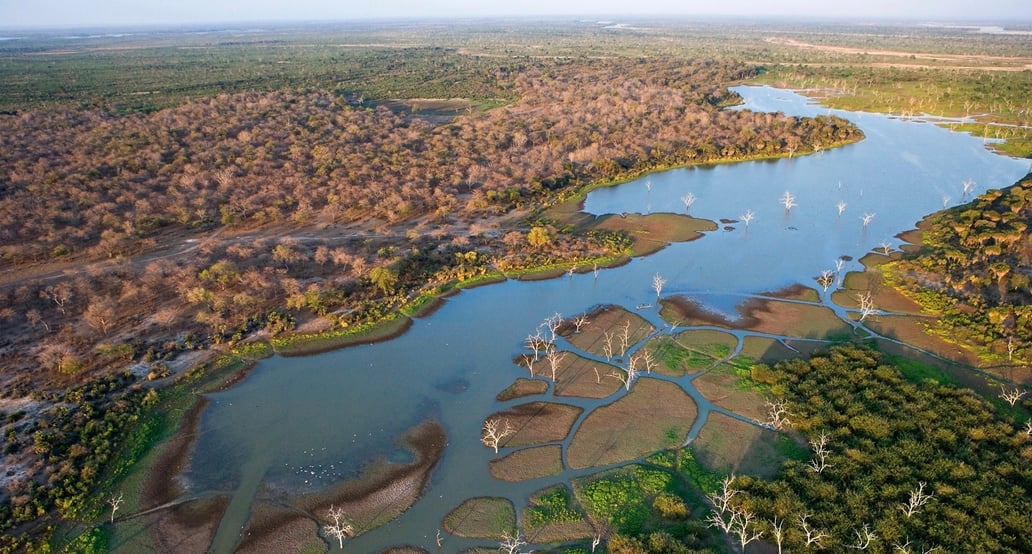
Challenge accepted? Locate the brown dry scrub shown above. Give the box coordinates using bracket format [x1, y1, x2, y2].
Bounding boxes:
[662, 294, 850, 339]
[489, 445, 564, 482]
[692, 363, 768, 423]
[496, 378, 549, 401]
[552, 353, 624, 399]
[491, 402, 583, 448]
[566, 378, 696, 469]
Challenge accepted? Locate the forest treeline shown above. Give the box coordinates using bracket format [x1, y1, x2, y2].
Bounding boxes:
[886, 174, 1032, 364]
[0, 54, 862, 548]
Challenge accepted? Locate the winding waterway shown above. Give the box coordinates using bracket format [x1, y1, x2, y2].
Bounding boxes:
[165, 86, 1029, 553]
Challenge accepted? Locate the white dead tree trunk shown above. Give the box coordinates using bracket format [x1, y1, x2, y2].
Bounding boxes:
[640, 349, 657, 374]
[499, 531, 530, 554]
[808, 431, 833, 473]
[861, 212, 875, 228]
[798, 513, 827, 548]
[900, 482, 934, 518]
[817, 269, 835, 293]
[652, 273, 666, 300]
[681, 192, 696, 213]
[572, 314, 589, 333]
[546, 348, 567, 382]
[837, 200, 848, 216]
[543, 313, 563, 344]
[482, 417, 514, 454]
[999, 385, 1027, 407]
[781, 191, 797, 211]
[856, 291, 876, 322]
[107, 492, 123, 523]
[768, 516, 785, 554]
[741, 209, 755, 228]
[764, 399, 791, 430]
[848, 523, 878, 550]
[324, 505, 354, 550]
[619, 321, 631, 357]
[525, 330, 546, 361]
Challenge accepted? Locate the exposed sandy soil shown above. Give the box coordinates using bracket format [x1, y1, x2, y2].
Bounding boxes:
[691, 412, 790, 479]
[442, 497, 516, 538]
[566, 378, 697, 470]
[489, 445, 564, 482]
[492, 402, 583, 448]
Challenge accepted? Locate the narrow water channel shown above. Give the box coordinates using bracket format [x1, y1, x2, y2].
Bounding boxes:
[175, 86, 1029, 552]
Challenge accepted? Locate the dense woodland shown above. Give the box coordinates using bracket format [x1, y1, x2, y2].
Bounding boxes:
[887, 175, 1032, 364]
[735, 345, 1032, 553]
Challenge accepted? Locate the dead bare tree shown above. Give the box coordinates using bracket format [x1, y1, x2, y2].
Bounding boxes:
[525, 330, 546, 361]
[609, 358, 639, 392]
[640, 349, 657, 374]
[546, 349, 567, 382]
[861, 212, 876, 228]
[817, 269, 835, 293]
[652, 273, 666, 299]
[808, 431, 833, 473]
[436, 529, 443, 549]
[498, 531, 530, 554]
[602, 330, 614, 361]
[681, 192, 696, 213]
[324, 505, 354, 550]
[837, 200, 848, 216]
[543, 313, 563, 344]
[798, 513, 827, 548]
[572, 314, 589, 333]
[848, 523, 878, 550]
[764, 399, 791, 430]
[731, 509, 763, 551]
[593, 263, 600, 281]
[519, 354, 536, 377]
[1024, 418, 1032, 438]
[962, 178, 975, 198]
[894, 537, 941, 554]
[768, 516, 785, 554]
[741, 209, 755, 228]
[482, 417, 515, 454]
[880, 238, 893, 255]
[619, 320, 631, 357]
[856, 291, 876, 322]
[107, 492, 123, 523]
[781, 190, 797, 211]
[900, 482, 934, 518]
[999, 385, 1027, 407]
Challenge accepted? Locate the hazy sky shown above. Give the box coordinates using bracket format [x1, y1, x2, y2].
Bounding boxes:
[2, 0, 1030, 28]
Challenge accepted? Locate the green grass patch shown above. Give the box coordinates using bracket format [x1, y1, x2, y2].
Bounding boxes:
[885, 353, 957, 386]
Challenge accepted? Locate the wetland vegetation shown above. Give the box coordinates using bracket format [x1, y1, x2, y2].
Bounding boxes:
[0, 16, 1030, 554]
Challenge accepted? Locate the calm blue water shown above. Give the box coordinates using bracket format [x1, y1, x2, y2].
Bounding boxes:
[167, 86, 1029, 553]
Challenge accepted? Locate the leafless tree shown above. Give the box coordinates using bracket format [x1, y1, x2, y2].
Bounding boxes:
[856, 291, 876, 322]
[591, 535, 601, 552]
[652, 273, 666, 299]
[546, 349, 567, 381]
[609, 356, 639, 391]
[808, 431, 833, 473]
[900, 482, 934, 518]
[894, 537, 941, 554]
[567, 266, 576, 279]
[848, 523, 878, 550]
[645, 179, 652, 192]
[26, 309, 50, 333]
[861, 212, 875, 228]
[107, 492, 123, 523]
[40, 283, 73, 315]
[640, 349, 657, 374]
[602, 330, 614, 361]
[835, 258, 846, 273]
[880, 239, 893, 255]
[942, 195, 951, 208]
[482, 417, 515, 454]
[962, 178, 975, 198]
[781, 191, 797, 211]
[837, 200, 848, 216]
[768, 516, 785, 554]
[708, 475, 740, 513]
[1006, 337, 1016, 361]
[620, 320, 631, 357]
[543, 313, 563, 344]
[817, 269, 835, 293]
[525, 330, 546, 360]
[323, 505, 354, 550]
[436, 529, 443, 549]
[593, 262, 600, 280]
[681, 192, 696, 213]
[740, 209, 755, 228]
[798, 513, 828, 548]
[999, 385, 1027, 407]
[731, 509, 763, 550]
[499, 531, 530, 554]
[1024, 418, 1032, 438]
[572, 314, 589, 333]
[765, 399, 791, 430]
[519, 354, 536, 377]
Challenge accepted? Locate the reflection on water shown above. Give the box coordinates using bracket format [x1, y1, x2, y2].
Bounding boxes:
[181, 86, 1029, 552]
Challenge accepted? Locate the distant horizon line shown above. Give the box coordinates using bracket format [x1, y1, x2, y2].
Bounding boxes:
[2, 14, 1031, 34]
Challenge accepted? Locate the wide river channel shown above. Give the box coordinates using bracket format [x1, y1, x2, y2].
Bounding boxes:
[173, 86, 1029, 552]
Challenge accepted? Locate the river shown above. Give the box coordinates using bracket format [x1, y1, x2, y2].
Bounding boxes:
[163, 86, 1030, 552]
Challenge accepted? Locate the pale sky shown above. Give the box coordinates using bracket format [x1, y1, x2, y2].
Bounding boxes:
[2, 0, 1030, 29]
